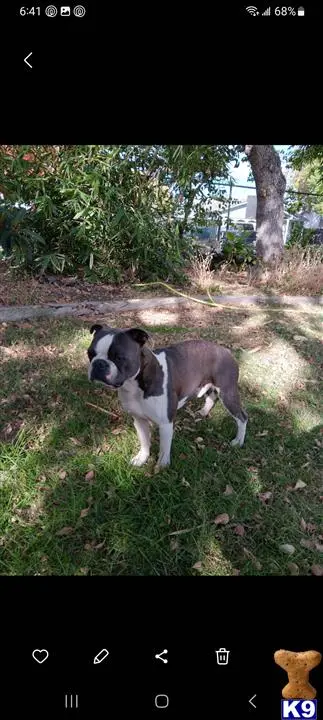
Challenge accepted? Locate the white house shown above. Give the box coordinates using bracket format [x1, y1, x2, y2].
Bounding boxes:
[222, 195, 293, 244]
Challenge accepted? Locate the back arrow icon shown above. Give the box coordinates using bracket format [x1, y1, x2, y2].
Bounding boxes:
[24, 52, 33, 68]
[249, 694, 257, 709]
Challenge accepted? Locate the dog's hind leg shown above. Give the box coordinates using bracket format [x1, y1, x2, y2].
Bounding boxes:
[218, 385, 248, 447]
[130, 416, 151, 466]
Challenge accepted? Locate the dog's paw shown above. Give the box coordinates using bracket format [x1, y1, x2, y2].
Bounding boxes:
[154, 455, 170, 473]
[130, 452, 149, 467]
[230, 438, 243, 447]
[154, 463, 168, 474]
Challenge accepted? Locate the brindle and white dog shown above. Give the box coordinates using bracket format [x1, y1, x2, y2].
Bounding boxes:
[87, 325, 248, 469]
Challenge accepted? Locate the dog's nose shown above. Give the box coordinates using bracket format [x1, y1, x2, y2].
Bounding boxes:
[94, 359, 108, 371]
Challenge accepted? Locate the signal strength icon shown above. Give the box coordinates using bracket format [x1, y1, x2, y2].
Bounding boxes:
[246, 5, 259, 14]
[262, 6, 271, 14]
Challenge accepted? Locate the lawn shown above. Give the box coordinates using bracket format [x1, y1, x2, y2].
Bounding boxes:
[0, 302, 322, 576]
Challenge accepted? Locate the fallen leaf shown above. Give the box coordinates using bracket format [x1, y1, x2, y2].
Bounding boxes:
[58, 470, 67, 481]
[258, 491, 272, 504]
[234, 524, 245, 537]
[70, 437, 82, 446]
[192, 561, 203, 570]
[256, 430, 269, 437]
[232, 569, 240, 576]
[111, 428, 124, 435]
[36, 474, 47, 483]
[94, 541, 105, 550]
[300, 539, 315, 550]
[80, 508, 90, 518]
[56, 526, 74, 536]
[169, 527, 192, 536]
[214, 513, 230, 526]
[306, 523, 317, 533]
[84, 541, 95, 551]
[314, 542, 323, 553]
[287, 562, 300, 576]
[300, 518, 307, 532]
[311, 564, 323, 576]
[293, 335, 307, 342]
[85, 470, 95, 482]
[279, 544, 295, 555]
[179, 453, 187, 460]
[194, 437, 204, 444]
[181, 478, 191, 488]
[223, 484, 234, 496]
[248, 345, 263, 354]
[170, 539, 179, 551]
[293, 479, 307, 490]
[16, 322, 32, 329]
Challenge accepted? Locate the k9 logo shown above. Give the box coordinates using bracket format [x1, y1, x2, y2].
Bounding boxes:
[281, 700, 317, 719]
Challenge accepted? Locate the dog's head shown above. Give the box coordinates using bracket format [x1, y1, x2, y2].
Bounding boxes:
[87, 324, 149, 388]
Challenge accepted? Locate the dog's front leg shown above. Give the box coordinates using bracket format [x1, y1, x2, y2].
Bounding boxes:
[130, 416, 151, 467]
[156, 422, 174, 469]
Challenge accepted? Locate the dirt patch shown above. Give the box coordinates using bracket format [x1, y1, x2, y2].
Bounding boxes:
[0, 261, 160, 307]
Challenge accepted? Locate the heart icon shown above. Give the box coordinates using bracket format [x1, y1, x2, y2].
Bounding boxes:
[32, 649, 49, 664]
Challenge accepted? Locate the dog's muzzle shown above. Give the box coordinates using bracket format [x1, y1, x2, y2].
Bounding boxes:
[90, 358, 114, 385]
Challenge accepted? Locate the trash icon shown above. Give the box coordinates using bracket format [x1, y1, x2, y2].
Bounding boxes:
[215, 648, 230, 665]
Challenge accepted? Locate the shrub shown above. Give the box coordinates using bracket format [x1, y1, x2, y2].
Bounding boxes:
[0, 146, 190, 282]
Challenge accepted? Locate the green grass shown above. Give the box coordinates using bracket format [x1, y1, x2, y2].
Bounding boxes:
[0, 307, 322, 576]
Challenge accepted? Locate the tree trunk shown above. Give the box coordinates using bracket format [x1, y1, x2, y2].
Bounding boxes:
[245, 145, 286, 263]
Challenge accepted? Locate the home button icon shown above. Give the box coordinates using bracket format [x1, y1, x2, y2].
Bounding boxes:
[155, 694, 169, 709]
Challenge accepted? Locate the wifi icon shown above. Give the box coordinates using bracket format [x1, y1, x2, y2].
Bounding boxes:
[246, 5, 259, 14]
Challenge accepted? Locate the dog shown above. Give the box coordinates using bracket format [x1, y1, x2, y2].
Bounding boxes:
[87, 324, 248, 469]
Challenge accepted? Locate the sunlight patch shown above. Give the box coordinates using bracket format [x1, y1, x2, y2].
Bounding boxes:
[290, 405, 323, 433]
[199, 537, 235, 576]
[241, 339, 308, 396]
[138, 309, 179, 326]
[231, 312, 268, 334]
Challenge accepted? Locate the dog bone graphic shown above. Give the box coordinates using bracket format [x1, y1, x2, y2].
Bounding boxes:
[274, 649, 322, 699]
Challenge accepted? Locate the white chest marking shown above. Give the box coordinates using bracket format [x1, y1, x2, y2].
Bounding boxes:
[118, 351, 169, 425]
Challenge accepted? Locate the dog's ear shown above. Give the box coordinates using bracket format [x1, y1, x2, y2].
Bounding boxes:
[90, 324, 103, 335]
[125, 328, 149, 346]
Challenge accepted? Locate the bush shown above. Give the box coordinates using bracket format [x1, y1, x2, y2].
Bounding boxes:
[222, 231, 256, 266]
[286, 221, 317, 248]
[0, 146, 190, 282]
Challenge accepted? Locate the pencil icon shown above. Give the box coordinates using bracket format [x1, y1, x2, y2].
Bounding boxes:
[93, 648, 109, 665]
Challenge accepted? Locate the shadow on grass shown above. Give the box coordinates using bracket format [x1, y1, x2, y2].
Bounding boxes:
[0, 312, 322, 576]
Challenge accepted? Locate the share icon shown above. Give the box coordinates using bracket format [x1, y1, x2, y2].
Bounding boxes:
[155, 649, 168, 664]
